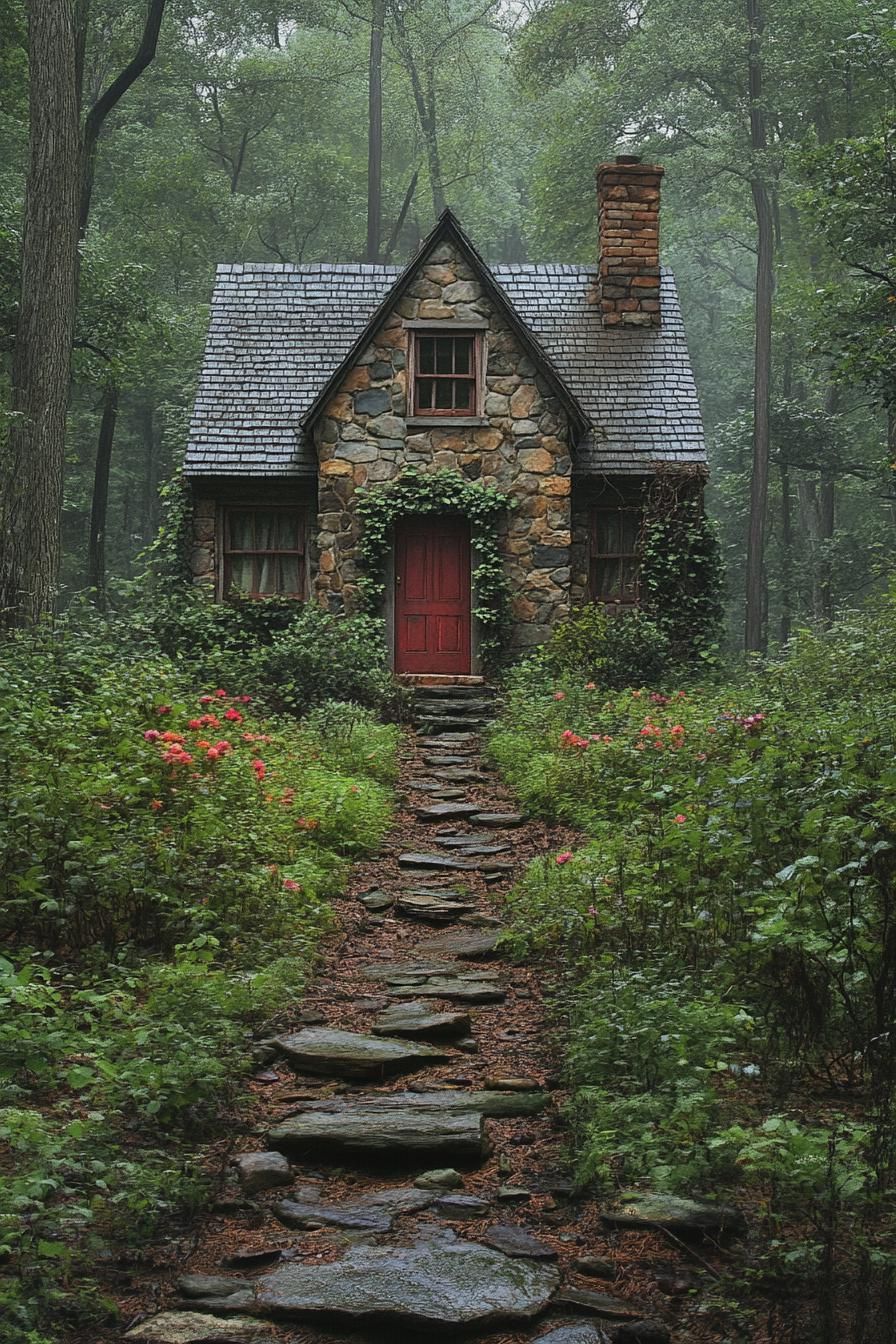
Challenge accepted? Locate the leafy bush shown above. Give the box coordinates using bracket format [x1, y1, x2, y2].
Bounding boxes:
[532, 604, 672, 687]
[493, 593, 896, 1334]
[130, 586, 403, 719]
[0, 617, 397, 1340]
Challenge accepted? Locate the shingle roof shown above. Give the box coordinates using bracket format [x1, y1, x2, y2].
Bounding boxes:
[186, 258, 705, 478]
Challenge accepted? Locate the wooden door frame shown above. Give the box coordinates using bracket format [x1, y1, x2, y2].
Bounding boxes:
[386, 513, 479, 675]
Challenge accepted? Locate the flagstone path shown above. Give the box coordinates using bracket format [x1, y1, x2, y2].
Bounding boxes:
[106, 699, 733, 1344]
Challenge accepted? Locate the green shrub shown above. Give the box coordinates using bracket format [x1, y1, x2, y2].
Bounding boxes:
[534, 604, 672, 686]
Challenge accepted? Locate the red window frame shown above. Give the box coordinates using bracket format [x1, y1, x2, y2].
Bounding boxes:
[222, 506, 306, 599]
[589, 507, 642, 605]
[410, 331, 481, 417]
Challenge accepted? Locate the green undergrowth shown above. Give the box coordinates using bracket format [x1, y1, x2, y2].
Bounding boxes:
[0, 621, 397, 1342]
[491, 595, 896, 1340]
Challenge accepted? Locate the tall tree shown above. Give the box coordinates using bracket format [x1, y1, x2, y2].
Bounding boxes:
[366, 0, 385, 261]
[0, 0, 81, 626]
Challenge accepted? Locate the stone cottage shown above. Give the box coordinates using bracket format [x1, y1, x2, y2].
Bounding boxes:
[185, 158, 706, 676]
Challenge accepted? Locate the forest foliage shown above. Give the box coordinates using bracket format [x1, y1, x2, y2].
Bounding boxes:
[491, 594, 896, 1340]
[0, 618, 397, 1341]
[0, 0, 893, 643]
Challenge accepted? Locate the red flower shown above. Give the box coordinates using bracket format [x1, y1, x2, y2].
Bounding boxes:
[556, 851, 573, 865]
[224, 708, 243, 723]
[283, 879, 301, 891]
[199, 695, 214, 705]
[150, 799, 163, 811]
[156, 704, 171, 715]
[215, 688, 227, 698]
[162, 747, 193, 765]
[553, 691, 565, 701]
[584, 682, 597, 691]
[160, 730, 185, 743]
[207, 747, 221, 760]
[188, 718, 203, 730]
[673, 813, 687, 824]
[251, 758, 266, 781]
[238, 695, 252, 703]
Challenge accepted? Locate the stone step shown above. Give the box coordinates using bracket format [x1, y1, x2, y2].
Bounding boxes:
[423, 754, 483, 767]
[395, 891, 478, 922]
[230, 1236, 559, 1330]
[419, 736, 478, 749]
[398, 851, 477, 872]
[267, 1101, 488, 1162]
[280, 1089, 552, 1119]
[372, 1000, 472, 1040]
[415, 802, 482, 822]
[415, 684, 496, 699]
[416, 697, 496, 714]
[270, 1027, 453, 1079]
[416, 717, 492, 733]
[473, 811, 525, 828]
[412, 929, 501, 959]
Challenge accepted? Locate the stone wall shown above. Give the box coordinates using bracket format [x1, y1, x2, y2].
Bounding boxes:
[313, 240, 574, 651]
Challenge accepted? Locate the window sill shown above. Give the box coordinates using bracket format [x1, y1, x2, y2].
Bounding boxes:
[406, 416, 490, 428]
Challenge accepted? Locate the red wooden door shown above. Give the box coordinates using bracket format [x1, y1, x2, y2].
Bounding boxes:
[395, 516, 471, 674]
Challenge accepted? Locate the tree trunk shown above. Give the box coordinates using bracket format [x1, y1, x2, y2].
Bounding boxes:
[818, 384, 839, 627]
[0, 0, 81, 627]
[779, 461, 793, 645]
[744, 0, 774, 653]
[87, 382, 119, 603]
[390, 9, 445, 217]
[366, 0, 385, 263]
[141, 399, 159, 541]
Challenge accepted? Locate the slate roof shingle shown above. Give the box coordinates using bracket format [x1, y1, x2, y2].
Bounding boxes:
[186, 261, 705, 478]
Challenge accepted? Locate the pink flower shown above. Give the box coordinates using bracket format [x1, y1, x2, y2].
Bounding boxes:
[553, 691, 566, 701]
[143, 729, 161, 742]
[584, 682, 597, 691]
[215, 688, 228, 698]
[673, 813, 687, 824]
[199, 695, 214, 705]
[556, 851, 573, 865]
[155, 704, 171, 715]
[251, 758, 266, 781]
[224, 708, 243, 723]
[283, 879, 301, 891]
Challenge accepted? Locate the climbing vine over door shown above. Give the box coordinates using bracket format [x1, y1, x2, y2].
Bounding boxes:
[355, 468, 514, 668]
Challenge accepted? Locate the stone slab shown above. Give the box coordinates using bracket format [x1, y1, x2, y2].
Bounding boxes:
[274, 1198, 391, 1233]
[413, 930, 501, 959]
[600, 1191, 747, 1238]
[396, 892, 478, 921]
[388, 976, 506, 1003]
[267, 1104, 487, 1161]
[124, 1314, 275, 1343]
[288, 1090, 549, 1119]
[416, 803, 482, 821]
[481, 1224, 558, 1260]
[272, 1027, 451, 1079]
[398, 852, 477, 872]
[373, 1000, 471, 1039]
[253, 1238, 559, 1328]
[473, 812, 525, 828]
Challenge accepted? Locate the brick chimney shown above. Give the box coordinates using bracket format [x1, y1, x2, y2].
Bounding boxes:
[596, 155, 664, 327]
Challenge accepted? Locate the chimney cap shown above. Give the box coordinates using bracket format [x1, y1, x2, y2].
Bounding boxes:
[615, 153, 642, 164]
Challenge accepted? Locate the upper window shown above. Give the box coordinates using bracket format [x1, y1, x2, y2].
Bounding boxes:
[412, 332, 480, 416]
[224, 507, 305, 599]
[590, 508, 641, 605]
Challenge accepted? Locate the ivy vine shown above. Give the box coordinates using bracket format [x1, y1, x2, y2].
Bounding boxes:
[354, 467, 514, 668]
[640, 463, 724, 660]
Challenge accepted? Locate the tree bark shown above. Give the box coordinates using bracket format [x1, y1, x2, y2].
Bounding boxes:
[390, 8, 445, 216]
[87, 382, 119, 603]
[744, 0, 774, 653]
[0, 0, 81, 627]
[818, 384, 839, 626]
[366, 0, 385, 262]
[779, 461, 793, 645]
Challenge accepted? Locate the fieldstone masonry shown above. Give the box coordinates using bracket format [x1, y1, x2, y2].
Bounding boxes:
[313, 240, 574, 650]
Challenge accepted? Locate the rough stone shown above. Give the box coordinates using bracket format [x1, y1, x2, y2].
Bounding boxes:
[433, 1193, 490, 1219]
[267, 1101, 487, 1161]
[178, 1276, 250, 1300]
[573, 1256, 618, 1280]
[253, 1237, 560, 1328]
[552, 1288, 646, 1321]
[398, 852, 477, 873]
[600, 1192, 747, 1239]
[124, 1314, 275, 1343]
[534, 1327, 613, 1344]
[389, 976, 506, 1004]
[413, 930, 501, 959]
[372, 1000, 472, 1039]
[482, 1224, 558, 1260]
[395, 891, 478, 921]
[273, 1197, 392, 1233]
[232, 1151, 291, 1196]
[415, 802, 482, 822]
[414, 1168, 464, 1190]
[358, 889, 394, 911]
[473, 812, 524, 828]
[271, 1027, 452, 1079]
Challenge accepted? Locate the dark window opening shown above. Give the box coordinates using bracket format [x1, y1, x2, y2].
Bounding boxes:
[413, 332, 478, 415]
[590, 508, 641, 604]
[224, 507, 305, 598]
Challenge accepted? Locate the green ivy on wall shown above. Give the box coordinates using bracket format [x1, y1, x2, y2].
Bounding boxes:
[640, 464, 723, 661]
[354, 467, 514, 668]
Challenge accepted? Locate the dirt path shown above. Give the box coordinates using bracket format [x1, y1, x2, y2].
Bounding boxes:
[103, 711, 708, 1344]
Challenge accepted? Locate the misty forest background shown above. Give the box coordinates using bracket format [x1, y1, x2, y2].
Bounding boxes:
[1, 0, 895, 647]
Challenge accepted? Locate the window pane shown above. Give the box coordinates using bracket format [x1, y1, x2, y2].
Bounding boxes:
[620, 559, 639, 602]
[594, 557, 622, 600]
[435, 339, 453, 374]
[435, 379, 454, 409]
[595, 512, 621, 553]
[454, 338, 472, 375]
[453, 379, 473, 410]
[257, 556, 277, 595]
[280, 556, 301, 595]
[276, 512, 300, 550]
[230, 511, 254, 550]
[254, 510, 276, 550]
[418, 337, 435, 374]
[619, 512, 640, 552]
[229, 556, 253, 594]
[416, 378, 435, 411]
